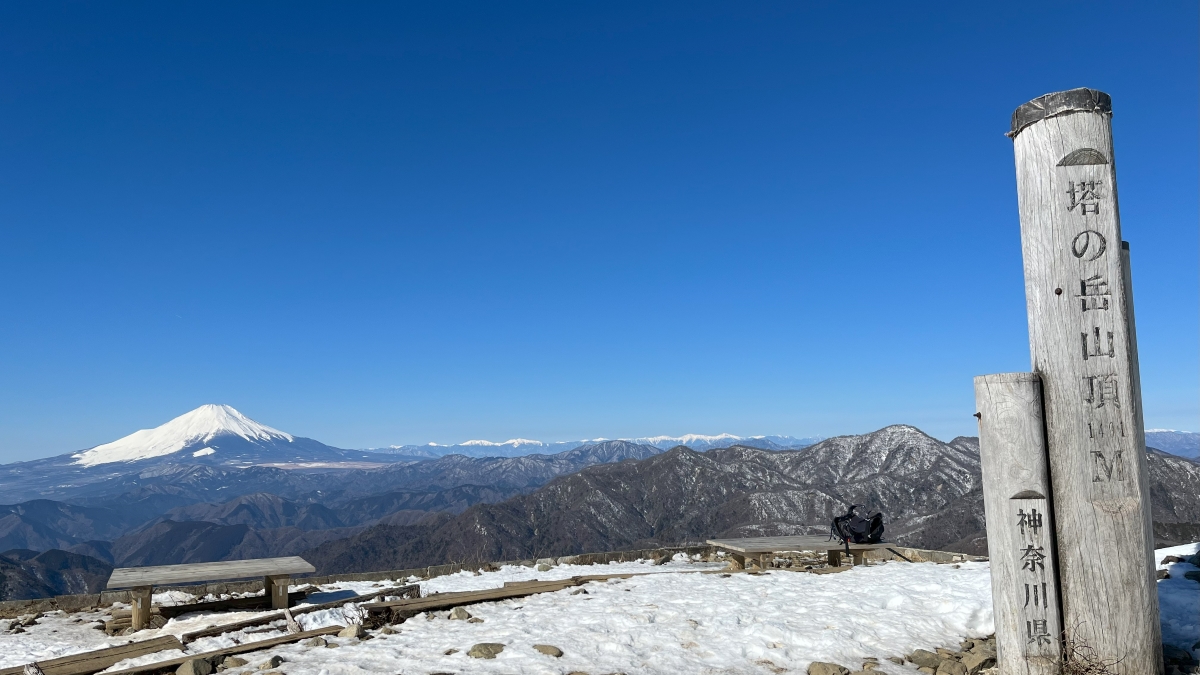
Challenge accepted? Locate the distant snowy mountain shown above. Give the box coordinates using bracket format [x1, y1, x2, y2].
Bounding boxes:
[73, 404, 295, 466]
[0, 405, 403, 502]
[1146, 430, 1200, 460]
[382, 439, 595, 459]
[628, 434, 823, 452]
[382, 433, 821, 458]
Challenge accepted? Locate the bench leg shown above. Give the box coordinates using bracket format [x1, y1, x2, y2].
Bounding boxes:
[727, 553, 745, 570]
[265, 575, 291, 609]
[130, 586, 153, 630]
[827, 550, 842, 567]
[851, 551, 866, 567]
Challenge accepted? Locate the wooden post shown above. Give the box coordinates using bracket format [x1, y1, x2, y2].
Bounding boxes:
[826, 550, 842, 567]
[265, 575, 290, 610]
[129, 586, 153, 631]
[1009, 88, 1161, 674]
[975, 373, 1061, 675]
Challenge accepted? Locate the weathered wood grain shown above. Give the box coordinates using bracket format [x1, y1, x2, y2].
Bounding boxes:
[129, 587, 151, 632]
[107, 558, 315, 589]
[975, 373, 1061, 675]
[1010, 87, 1161, 674]
[101, 625, 343, 675]
[263, 575, 290, 610]
[0, 636, 183, 675]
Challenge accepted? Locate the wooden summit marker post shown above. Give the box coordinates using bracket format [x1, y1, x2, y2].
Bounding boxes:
[975, 373, 1061, 675]
[1007, 88, 1161, 674]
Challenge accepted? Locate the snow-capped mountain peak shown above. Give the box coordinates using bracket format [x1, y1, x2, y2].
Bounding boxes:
[460, 438, 546, 447]
[632, 433, 743, 446]
[72, 404, 294, 467]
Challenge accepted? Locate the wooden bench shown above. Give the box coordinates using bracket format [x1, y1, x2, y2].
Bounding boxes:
[706, 535, 893, 569]
[105, 556, 316, 630]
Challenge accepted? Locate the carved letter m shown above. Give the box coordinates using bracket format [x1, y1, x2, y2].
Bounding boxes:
[1091, 450, 1125, 482]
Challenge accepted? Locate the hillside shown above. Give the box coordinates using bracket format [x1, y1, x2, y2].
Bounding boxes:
[304, 426, 1200, 574]
[0, 549, 112, 600]
[303, 426, 984, 572]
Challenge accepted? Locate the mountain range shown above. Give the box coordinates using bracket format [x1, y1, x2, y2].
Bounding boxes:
[1145, 429, 1200, 460]
[380, 433, 825, 458]
[0, 405, 1196, 599]
[304, 426, 1200, 574]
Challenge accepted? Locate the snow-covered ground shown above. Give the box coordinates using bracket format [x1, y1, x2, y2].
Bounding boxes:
[1157, 542, 1200, 659]
[0, 546, 1194, 674]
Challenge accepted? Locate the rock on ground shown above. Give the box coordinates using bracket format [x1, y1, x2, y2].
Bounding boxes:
[907, 649, 942, 669]
[936, 660, 967, 675]
[467, 643, 505, 659]
[807, 663, 849, 675]
[961, 651, 996, 674]
[176, 659, 212, 675]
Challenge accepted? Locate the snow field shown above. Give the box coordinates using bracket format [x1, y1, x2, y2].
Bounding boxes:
[0, 547, 1193, 674]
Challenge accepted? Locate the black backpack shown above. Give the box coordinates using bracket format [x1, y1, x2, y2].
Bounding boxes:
[829, 504, 885, 552]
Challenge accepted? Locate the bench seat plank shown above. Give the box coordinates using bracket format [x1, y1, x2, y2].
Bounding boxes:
[107, 557, 315, 589]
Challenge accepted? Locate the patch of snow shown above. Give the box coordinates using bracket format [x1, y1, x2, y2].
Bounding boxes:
[191, 448, 216, 457]
[72, 404, 293, 467]
[1157, 542, 1200, 659]
[152, 589, 200, 606]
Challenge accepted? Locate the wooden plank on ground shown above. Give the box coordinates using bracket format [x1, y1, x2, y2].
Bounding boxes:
[705, 536, 889, 554]
[365, 578, 580, 614]
[573, 573, 636, 582]
[500, 579, 581, 588]
[107, 558, 316, 589]
[103, 626, 343, 675]
[180, 585, 417, 643]
[0, 636, 183, 675]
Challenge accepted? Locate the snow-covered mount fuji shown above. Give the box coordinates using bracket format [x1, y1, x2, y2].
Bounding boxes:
[69, 404, 391, 468]
[73, 405, 294, 467]
[0, 405, 404, 503]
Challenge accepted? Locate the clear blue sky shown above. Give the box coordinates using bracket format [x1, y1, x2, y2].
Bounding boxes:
[1, 2, 1196, 461]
